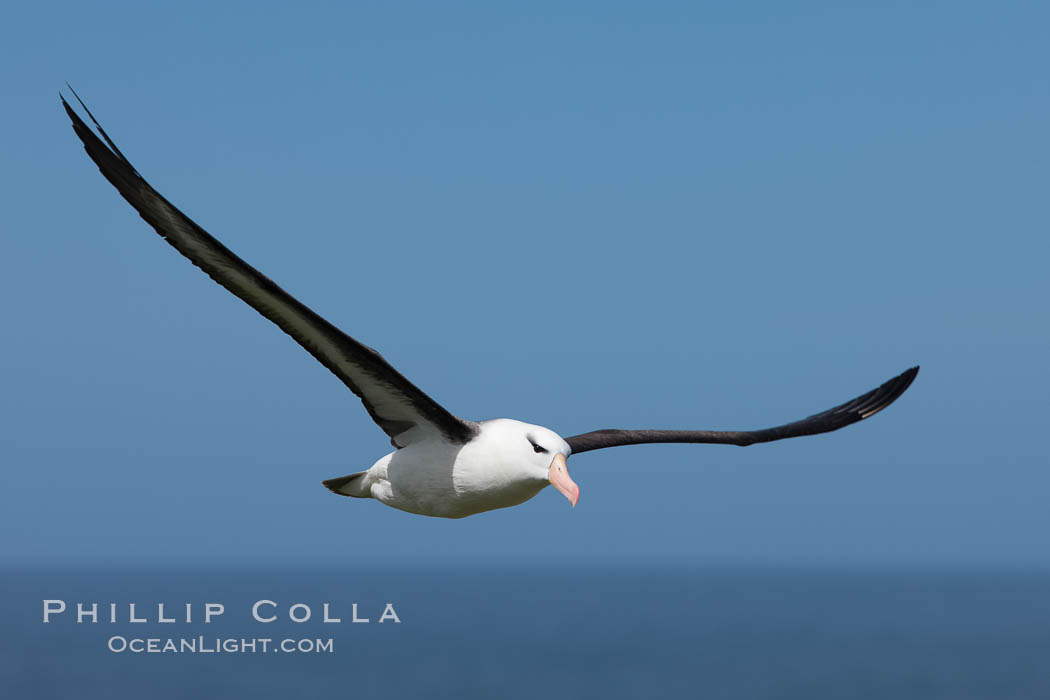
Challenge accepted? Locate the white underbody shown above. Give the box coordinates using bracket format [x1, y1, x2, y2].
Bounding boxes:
[336, 419, 569, 518]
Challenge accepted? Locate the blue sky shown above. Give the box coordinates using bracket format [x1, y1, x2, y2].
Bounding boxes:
[2, 1, 1047, 567]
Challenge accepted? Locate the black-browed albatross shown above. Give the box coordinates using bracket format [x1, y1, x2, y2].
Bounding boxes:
[62, 92, 919, 519]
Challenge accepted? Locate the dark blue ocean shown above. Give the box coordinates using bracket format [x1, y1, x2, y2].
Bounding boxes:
[3, 565, 1049, 698]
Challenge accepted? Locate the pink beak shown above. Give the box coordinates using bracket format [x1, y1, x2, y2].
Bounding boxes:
[548, 453, 579, 507]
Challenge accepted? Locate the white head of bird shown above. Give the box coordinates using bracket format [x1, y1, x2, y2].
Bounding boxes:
[435, 419, 579, 515]
[472, 418, 579, 504]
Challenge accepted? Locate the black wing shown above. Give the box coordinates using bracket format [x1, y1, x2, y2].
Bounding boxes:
[63, 91, 477, 448]
[565, 366, 918, 454]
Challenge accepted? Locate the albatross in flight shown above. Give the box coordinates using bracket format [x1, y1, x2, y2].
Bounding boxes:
[62, 91, 918, 519]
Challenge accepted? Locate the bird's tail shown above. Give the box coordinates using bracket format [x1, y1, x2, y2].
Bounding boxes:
[321, 471, 369, 498]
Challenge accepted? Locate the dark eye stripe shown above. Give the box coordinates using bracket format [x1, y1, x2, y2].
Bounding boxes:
[527, 437, 549, 454]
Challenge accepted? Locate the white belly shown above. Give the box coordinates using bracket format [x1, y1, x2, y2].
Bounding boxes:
[363, 440, 548, 519]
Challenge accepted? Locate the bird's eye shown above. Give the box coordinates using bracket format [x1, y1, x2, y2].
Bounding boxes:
[528, 438, 548, 454]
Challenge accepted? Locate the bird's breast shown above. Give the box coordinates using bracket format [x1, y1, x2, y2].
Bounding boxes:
[373, 442, 546, 518]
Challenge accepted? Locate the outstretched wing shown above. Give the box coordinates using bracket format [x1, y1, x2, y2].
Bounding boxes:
[63, 91, 477, 448]
[565, 366, 917, 454]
